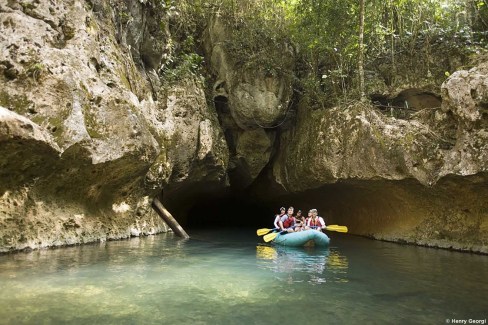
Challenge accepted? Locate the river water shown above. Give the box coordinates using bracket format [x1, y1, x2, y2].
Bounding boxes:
[0, 229, 487, 324]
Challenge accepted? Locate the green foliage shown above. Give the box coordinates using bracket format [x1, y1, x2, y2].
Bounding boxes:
[221, 3, 292, 76]
[160, 51, 204, 83]
[283, 0, 488, 107]
[152, 0, 206, 84]
[27, 62, 45, 82]
[161, 36, 204, 82]
[157, 0, 294, 83]
[185, 0, 292, 75]
[153, 0, 487, 104]
[286, 0, 360, 105]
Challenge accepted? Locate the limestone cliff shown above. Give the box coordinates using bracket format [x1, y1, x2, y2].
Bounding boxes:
[0, 0, 487, 254]
[204, 16, 293, 189]
[0, 0, 228, 252]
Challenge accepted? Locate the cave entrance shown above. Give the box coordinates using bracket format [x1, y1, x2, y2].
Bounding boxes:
[184, 181, 389, 230]
[185, 192, 274, 229]
[182, 174, 488, 254]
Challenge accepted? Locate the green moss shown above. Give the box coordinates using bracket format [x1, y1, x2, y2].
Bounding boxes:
[118, 68, 131, 90]
[85, 15, 99, 34]
[372, 126, 387, 149]
[62, 23, 76, 40]
[78, 81, 93, 100]
[78, 83, 103, 138]
[402, 132, 415, 147]
[0, 91, 32, 115]
[20, 2, 36, 10]
[28, 115, 65, 142]
[82, 104, 104, 139]
[30, 115, 46, 125]
[118, 11, 131, 24]
[47, 117, 64, 140]
[0, 88, 73, 144]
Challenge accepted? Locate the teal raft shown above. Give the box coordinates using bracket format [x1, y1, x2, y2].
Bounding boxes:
[273, 229, 330, 247]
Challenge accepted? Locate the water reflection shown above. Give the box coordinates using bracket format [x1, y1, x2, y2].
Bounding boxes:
[0, 233, 192, 277]
[1, 230, 487, 324]
[256, 244, 349, 284]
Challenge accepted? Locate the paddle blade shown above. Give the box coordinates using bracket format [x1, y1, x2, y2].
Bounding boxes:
[325, 225, 348, 233]
[257, 228, 273, 236]
[263, 232, 278, 242]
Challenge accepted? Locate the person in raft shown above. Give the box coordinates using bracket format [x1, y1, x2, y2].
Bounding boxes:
[294, 209, 305, 231]
[273, 207, 286, 229]
[279, 206, 296, 232]
[306, 209, 326, 232]
[305, 210, 312, 226]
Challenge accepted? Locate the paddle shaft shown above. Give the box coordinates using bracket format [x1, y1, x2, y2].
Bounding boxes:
[257, 228, 280, 236]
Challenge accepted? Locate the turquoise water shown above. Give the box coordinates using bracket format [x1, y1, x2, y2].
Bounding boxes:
[0, 229, 487, 324]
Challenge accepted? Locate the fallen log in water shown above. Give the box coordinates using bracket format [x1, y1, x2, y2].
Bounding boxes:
[152, 197, 190, 239]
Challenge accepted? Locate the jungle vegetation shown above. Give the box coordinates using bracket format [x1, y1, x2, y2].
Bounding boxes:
[157, 0, 488, 107]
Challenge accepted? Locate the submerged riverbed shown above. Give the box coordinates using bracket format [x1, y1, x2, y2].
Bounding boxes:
[0, 229, 487, 324]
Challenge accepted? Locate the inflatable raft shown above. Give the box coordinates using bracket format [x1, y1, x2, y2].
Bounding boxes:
[273, 229, 330, 247]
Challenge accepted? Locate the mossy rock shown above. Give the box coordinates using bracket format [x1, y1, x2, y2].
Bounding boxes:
[0, 91, 33, 116]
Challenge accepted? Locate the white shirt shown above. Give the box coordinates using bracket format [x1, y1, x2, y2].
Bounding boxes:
[274, 214, 284, 228]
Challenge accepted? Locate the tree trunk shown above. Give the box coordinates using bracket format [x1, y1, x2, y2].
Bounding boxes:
[390, 0, 396, 85]
[359, 0, 366, 101]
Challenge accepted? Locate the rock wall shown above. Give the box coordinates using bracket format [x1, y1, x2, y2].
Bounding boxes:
[204, 16, 293, 189]
[1, 0, 487, 254]
[0, 0, 228, 252]
[270, 62, 488, 252]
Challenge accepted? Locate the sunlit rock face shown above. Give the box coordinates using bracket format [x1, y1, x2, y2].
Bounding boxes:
[269, 62, 488, 253]
[439, 62, 488, 177]
[205, 17, 294, 129]
[0, 1, 228, 252]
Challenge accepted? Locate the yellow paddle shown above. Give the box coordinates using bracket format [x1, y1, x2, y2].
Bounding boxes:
[324, 225, 348, 233]
[258, 225, 347, 236]
[304, 225, 349, 233]
[263, 232, 280, 242]
[257, 228, 278, 236]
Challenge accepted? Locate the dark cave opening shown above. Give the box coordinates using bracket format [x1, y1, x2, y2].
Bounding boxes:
[183, 181, 363, 231]
[181, 174, 488, 242]
[371, 88, 442, 119]
[185, 193, 276, 229]
[183, 179, 349, 230]
[180, 162, 299, 229]
[162, 171, 488, 253]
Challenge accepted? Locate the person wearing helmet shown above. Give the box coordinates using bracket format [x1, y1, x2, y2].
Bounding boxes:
[273, 207, 286, 229]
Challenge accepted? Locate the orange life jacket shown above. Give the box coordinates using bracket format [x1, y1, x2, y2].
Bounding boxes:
[283, 216, 295, 228]
[309, 217, 321, 228]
